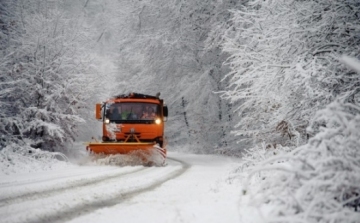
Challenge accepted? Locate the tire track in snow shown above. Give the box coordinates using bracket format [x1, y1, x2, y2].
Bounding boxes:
[0, 167, 118, 188]
[24, 157, 190, 223]
[0, 167, 123, 188]
[120, 157, 191, 199]
[0, 166, 147, 207]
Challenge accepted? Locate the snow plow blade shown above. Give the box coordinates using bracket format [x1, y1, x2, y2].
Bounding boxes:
[86, 142, 157, 154]
[85, 142, 167, 166]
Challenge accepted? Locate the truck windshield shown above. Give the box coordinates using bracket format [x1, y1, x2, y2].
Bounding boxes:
[105, 102, 160, 122]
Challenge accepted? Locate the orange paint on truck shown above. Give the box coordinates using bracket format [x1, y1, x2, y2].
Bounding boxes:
[86, 93, 168, 164]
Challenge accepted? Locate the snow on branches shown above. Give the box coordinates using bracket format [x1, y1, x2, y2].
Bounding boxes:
[221, 0, 360, 148]
[221, 0, 360, 221]
[241, 100, 360, 223]
[0, 0, 95, 152]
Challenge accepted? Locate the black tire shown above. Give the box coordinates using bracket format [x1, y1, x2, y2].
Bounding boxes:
[157, 140, 163, 148]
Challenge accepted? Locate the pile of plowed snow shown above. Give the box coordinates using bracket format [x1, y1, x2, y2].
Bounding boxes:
[0, 144, 70, 175]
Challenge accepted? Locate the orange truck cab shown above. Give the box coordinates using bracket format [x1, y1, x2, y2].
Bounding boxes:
[86, 93, 168, 160]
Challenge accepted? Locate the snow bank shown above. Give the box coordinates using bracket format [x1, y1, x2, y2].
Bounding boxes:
[0, 144, 70, 175]
[237, 101, 360, 223]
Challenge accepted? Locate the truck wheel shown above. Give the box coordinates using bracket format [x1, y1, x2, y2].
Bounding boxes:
[159, 140, 163, 148]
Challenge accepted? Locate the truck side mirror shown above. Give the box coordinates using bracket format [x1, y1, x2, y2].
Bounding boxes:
[163, 106, 168, 119]
[95, 103, 102, 120]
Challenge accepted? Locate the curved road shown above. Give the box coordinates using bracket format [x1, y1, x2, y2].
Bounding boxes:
[0, 157, 189, 223]
[0, 152, 241, 223]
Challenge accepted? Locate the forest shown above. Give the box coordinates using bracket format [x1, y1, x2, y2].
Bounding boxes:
[1, 0, 360, 222]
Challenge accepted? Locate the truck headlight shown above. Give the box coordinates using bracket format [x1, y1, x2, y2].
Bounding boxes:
[155, 118, 161, 124]
[104, 118, 110, 124]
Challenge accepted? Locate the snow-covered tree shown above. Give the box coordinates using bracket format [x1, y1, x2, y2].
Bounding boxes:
[240, 98, 360, 223]
[220, 0, 360, 149]
[220, 1, 360, 220]
[0, 0, 97, 151]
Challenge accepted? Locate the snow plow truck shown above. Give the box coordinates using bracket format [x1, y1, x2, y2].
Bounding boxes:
[86, 92, 168, 166]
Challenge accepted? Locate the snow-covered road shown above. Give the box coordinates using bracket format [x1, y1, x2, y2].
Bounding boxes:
[0, 152, 241, 223]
